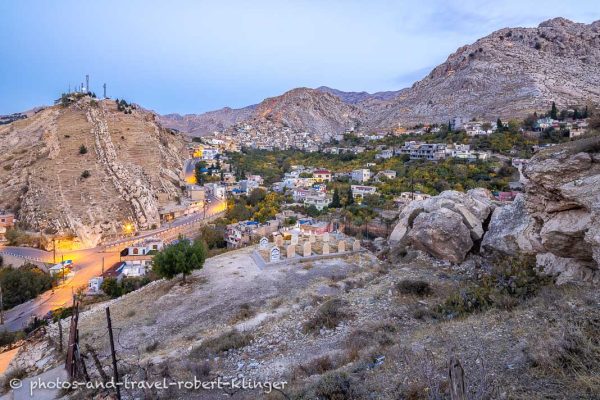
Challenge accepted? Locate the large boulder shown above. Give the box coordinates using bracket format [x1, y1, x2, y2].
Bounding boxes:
[389, 190, 494, 262]
[408, 208, 473, 263]
[481, 194, 544, 256]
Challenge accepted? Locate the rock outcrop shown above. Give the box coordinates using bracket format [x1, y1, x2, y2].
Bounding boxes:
[483, 136, 600, 284]
[390, 189, 496, 263]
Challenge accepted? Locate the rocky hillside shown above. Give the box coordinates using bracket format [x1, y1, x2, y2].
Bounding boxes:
[365, 17, 600, 127]
[0, 96, 186, 246]
[242, 88, 363, 139]
[159, 88, 362, 138]
[158, 104, 257, 136]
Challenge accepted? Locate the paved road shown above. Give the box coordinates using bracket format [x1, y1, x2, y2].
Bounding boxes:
[0, 197, 225, 332]
[0, 246, 120, 332]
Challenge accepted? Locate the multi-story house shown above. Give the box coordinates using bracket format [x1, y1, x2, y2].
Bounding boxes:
[351, 168, 371, 183]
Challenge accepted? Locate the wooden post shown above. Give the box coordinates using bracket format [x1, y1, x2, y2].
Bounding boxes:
[58, 318, 63, 353]
[0, 286, 3, 325]
[448, 356, 467, 400]
[106, 307, 121, 400]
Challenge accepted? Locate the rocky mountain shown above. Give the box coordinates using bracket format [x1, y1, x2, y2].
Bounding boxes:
[158, 88, 363, 138]
[161, 18, 600, 138]
[314, 86, 402, 104]
[158, 104, 257, 136]
[0, 96, 187, 247]
[365, 17, 600, 128]
[243, 87, 363, 138]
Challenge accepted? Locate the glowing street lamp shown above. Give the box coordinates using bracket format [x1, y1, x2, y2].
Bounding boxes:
[123, 222, 134, 236]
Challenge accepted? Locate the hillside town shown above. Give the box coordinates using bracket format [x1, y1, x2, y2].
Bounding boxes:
[1, 6, 600, 400]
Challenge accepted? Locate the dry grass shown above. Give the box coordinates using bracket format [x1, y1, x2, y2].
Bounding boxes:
[229, 302, 256, 323]
[525, 314, 600, 396]
[190, 330, 253, 359]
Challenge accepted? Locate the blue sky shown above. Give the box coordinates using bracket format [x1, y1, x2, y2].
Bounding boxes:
[1, 0, 599, 115]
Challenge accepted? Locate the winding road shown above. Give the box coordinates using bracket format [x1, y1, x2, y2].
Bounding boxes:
[0, 196, 225, 333]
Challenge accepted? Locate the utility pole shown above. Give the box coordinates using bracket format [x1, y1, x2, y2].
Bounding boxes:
[53, 237, 57, 264]
[103, 83, 107, 99]
[105, 307, 121, 400]
[86, 75, 89, 93]
[102, 257, 105, 275]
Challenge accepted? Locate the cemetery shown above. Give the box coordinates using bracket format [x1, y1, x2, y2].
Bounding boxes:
[253, 230, 363, 267]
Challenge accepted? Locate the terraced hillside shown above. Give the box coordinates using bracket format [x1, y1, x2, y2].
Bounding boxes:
[0, 97, 186, 246]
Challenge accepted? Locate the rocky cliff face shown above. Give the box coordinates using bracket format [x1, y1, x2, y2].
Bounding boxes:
[364, 18, 600, 127]
[391, 136, 600, 284]
[484, 136, 600, 283]
[0, 97, 186, 246]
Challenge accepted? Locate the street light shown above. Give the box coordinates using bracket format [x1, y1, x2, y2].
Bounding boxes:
[123, 222, 134, 237]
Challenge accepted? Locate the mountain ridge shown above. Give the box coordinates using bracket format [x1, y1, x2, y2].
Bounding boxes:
[158, 17, 600, 138]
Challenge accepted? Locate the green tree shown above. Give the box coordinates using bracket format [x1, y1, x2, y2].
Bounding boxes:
[496, 118, 503, 132]
[100, 277, 122, 298]
[152, 236, 207, 283]
[79, 144, 88, 155]
[330, 188, 341, 208]
[194, 161, 207, 185]
[345, 187, 354, 206]
[550, 102, 558, 119]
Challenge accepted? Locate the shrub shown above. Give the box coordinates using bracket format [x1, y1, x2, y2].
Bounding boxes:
[0, 330, 25, 347]
[230, 303, 255, 323]
[145, 341, 159, 352]
[191, 330, 253, 359]
[396, 280, 433, 296]
[79, 145, 88, 155]
[313, 371, 364, 400]
[303, 299, 350, 334]
[81, 170, 91, 179]
[293, 356, 334, 379]
[437, 256, 550, 318]
[2, 368, 26, 391]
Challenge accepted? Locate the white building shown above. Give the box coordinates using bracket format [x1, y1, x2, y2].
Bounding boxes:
[239, 179, 259, 194]
[204, 183, 226, 199]
[375, 149, 394, 159]
[201, 147, 219, 160]
[351, 185, 377, 198]
[375, 170, 397, 182]
[351, 169, 371, 183]
[88, 276, 104, 292]
[247, 174, 264, 185]
[304, 194, 330, 211]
